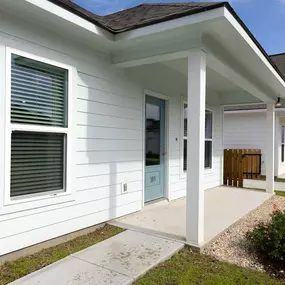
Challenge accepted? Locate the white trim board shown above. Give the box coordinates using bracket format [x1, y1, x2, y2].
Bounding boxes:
[225, 108, 285, 114]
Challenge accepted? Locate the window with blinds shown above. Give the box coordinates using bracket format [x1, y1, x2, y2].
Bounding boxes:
[183, 104, 188, 172]
[9, 53, 68, 198]
[11, 132, 65, 197]
[11, 54, 67, 127]
[183, 104, 213, 172]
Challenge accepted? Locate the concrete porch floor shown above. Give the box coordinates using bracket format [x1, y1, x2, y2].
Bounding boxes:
[110, 186, 272, 247]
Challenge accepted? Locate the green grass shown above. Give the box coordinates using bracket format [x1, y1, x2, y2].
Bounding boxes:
[243, 187, 266, 192]
[0, 225, 123, 285]
[242, 187, 285, 197]
[257, 176, 285, 183]
[275, 190, 285, 197]
[135, 248, 283, 285]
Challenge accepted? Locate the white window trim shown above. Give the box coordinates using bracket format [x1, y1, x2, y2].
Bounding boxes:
[180, 98, 187, 179]
[281, 124, 285, 163]
[180, 97, 214, 179]
[4, 48, 74, 206]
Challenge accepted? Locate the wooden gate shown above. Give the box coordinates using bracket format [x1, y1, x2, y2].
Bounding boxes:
[224, 149, 262, 187]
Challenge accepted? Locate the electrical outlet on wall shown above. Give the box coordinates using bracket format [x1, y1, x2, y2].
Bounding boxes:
[122, 183, 128, 194]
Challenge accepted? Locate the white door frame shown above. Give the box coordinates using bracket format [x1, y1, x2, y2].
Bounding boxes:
[142, 89, 170, 207]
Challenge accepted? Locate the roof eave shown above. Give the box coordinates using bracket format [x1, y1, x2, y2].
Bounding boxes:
[223, 2, 285, 83]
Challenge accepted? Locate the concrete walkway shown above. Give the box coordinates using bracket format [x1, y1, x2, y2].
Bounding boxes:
[9, 230, 183, 285]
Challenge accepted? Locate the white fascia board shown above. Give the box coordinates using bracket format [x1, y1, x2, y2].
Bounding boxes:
[112, 42, 203, 68]
[225, 109, 267, 114]
[114, 7, 225, 42]
[224, 8, 285, 91]
[25, 0, 114, 41]
[225, 108, 285, 114]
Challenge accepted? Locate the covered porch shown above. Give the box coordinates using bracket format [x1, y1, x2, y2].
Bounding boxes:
[112, 6, 285, 248]
[111, 186, 272, 247]
[120, 48, 279, 247]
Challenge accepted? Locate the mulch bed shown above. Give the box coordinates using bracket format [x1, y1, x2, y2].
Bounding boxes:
[256, 253, 285, 282]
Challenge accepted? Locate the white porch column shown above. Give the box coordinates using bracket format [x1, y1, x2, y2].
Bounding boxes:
[186, 49, 206, 246]
[266, 103, 275, 194]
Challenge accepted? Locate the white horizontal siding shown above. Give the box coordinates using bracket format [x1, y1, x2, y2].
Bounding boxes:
[0, 11, 224, 256]
[76, 139, 142, 151]
[76, 112, 142, 130]
[77, 85, 141, 109]
[224, 112, 266, 175]
[0, 201, 141, 256]
[0, 191, 142, 239]
[77, 97, 141, 120]
[0, 13, 144, 255]
[76, 150, 142, 165]
[76, 171, 142, 191]
[76, 126, 142, 140]
[76, 161, 142, 178]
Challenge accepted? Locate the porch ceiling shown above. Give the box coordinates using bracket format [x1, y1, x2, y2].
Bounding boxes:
[161, 58, 262, 105]
[162, 57, 263, 105]
[163, 58, 241, 93]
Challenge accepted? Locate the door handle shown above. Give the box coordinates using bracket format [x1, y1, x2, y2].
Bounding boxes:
[162, 152, 167, 156]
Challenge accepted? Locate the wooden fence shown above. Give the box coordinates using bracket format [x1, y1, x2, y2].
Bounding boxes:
[224, 149, 262, 188]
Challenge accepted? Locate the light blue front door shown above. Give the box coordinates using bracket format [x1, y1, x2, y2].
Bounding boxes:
[145, 95, 165, 203]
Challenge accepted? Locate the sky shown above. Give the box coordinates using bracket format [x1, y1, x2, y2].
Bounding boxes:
[73, 0, 285, 55]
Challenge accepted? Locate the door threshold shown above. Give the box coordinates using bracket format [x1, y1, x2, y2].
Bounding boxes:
[144, 197, 168, 207]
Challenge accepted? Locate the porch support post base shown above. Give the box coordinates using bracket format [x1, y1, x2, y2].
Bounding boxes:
[186, 49, 206, 245]
[266, 103, 275, 194]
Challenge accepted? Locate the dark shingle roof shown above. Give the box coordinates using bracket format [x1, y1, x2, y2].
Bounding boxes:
[271, 53, 285, 79]
[102, 3, 226, 33]
[47, 0, 285, 85]
[48, 0, 226, 33]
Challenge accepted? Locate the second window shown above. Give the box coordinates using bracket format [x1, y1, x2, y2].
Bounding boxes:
[183, 104, 213, 172]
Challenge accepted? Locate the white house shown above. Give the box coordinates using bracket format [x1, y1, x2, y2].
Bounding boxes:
[0, 0, 284, 256]
[224, 56, 285, 179]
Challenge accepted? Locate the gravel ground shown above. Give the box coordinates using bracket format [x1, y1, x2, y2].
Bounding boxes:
[204, 194, 285, 272]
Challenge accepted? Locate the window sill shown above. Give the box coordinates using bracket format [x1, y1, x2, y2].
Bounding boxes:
[204, 168, 214, 175]
[180, 168, 214, 179]
[180, 173, 187, 180]
[1, 191, 75, 216]
[7, 190, 69, 205]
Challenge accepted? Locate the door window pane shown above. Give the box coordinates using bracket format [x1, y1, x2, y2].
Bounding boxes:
[146, 103, 160, 166]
